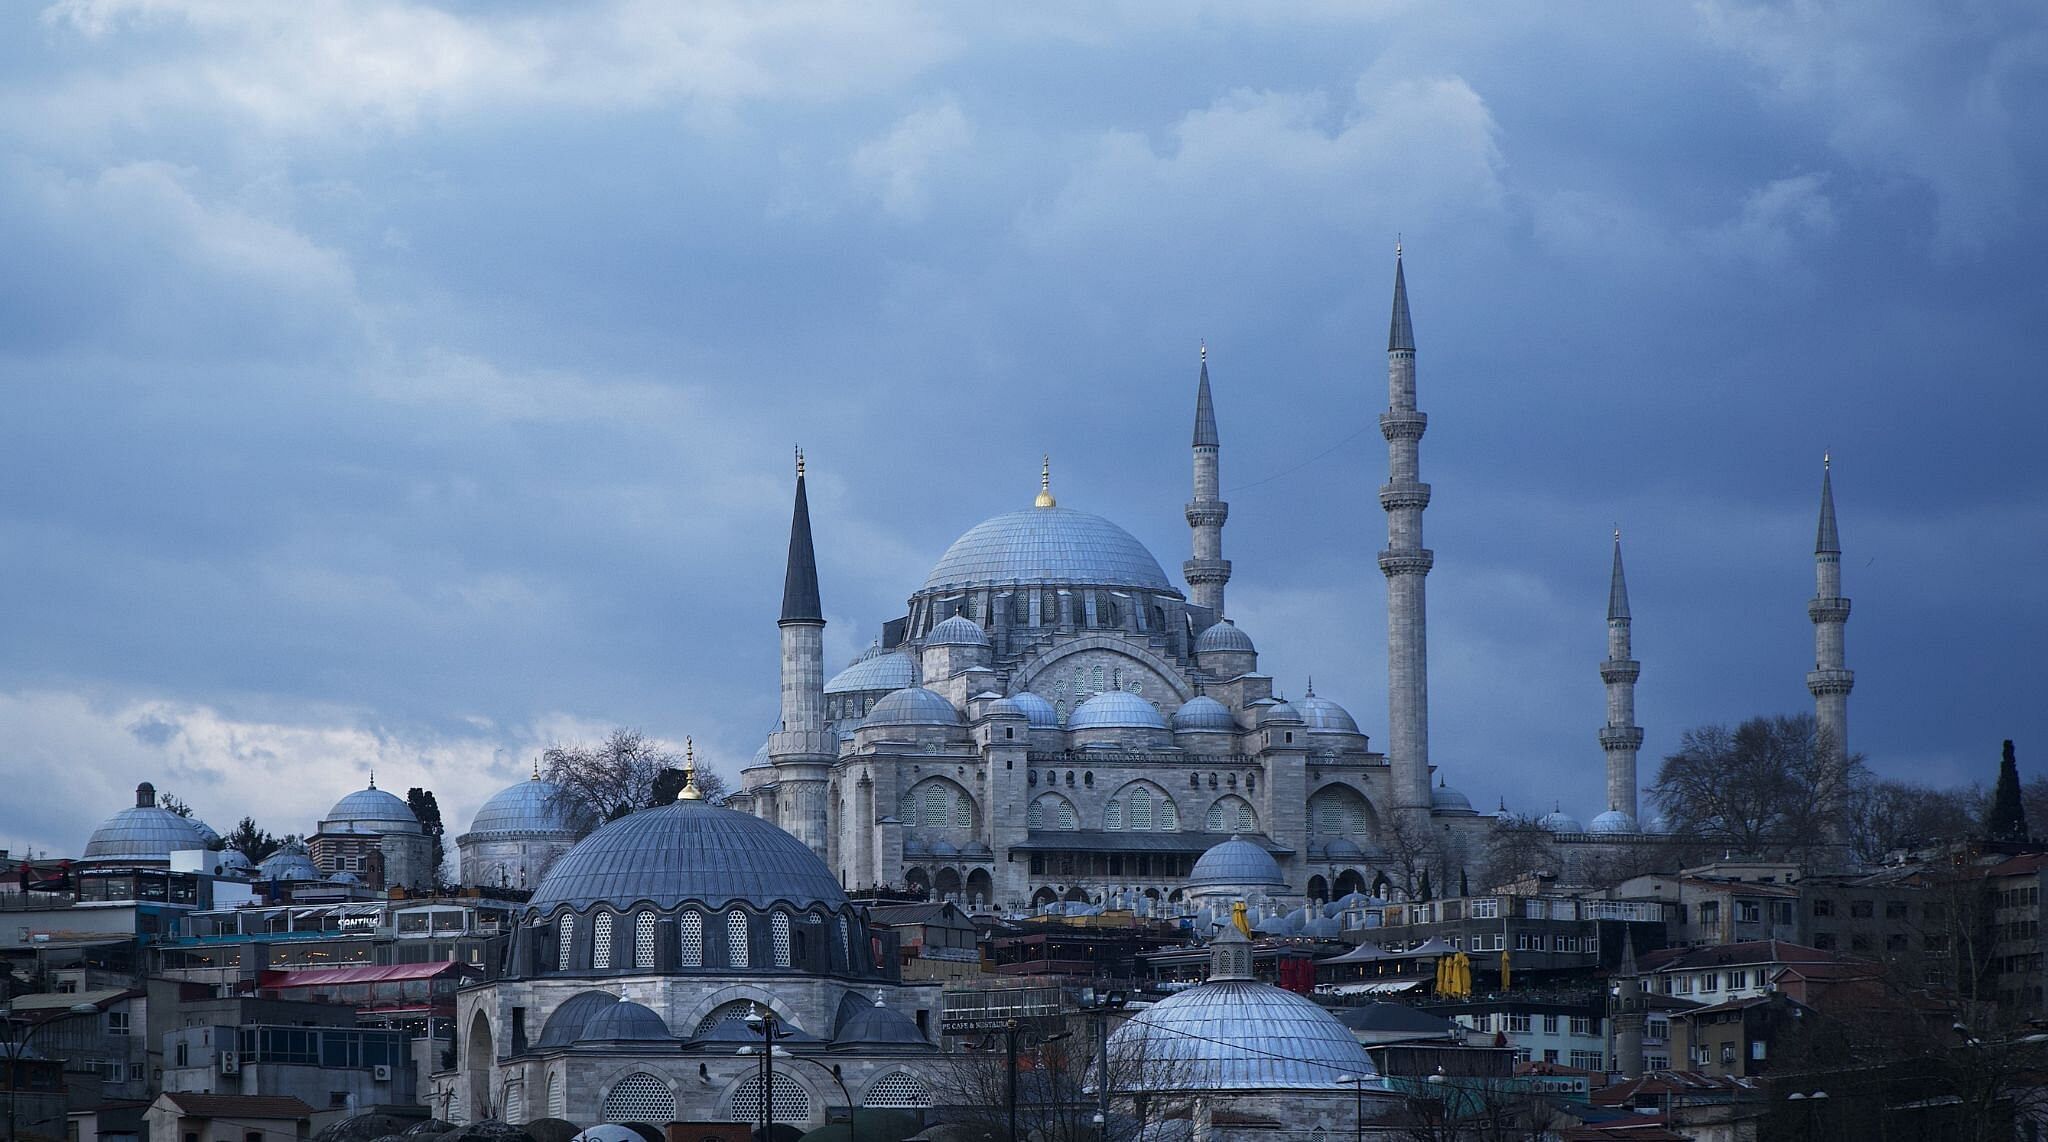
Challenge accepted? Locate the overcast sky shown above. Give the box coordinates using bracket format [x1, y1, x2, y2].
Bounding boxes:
[2, 1, 2043, 855]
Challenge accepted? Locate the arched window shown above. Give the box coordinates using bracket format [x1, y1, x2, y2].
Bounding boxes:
[838, 915, 850, 966]
[726, 1074, 812, 1124]
[899, 791, 918, 826]
[954, 793, 973, 829]
[1028, 801, 1044, 830]
[602, 1072, 676, 1124]
[592, 912, 613, 969]
[1237, 800, 1258, 832]
[634, 912, 656, 969]
[772, 912, 793, 968]
[924, 785, 947, 827]
[726, 910, 751, 969]
[545, 1072, 565, 1119]
[1130, 787, 1153, 831]
[557, 914, 576, 969]
[679, 911, 703, 967]
[1206, 802, 1224, 832]
[504, 1083, 524, 1126]
[1058, 801, 1077, 830]
[864, 1071, 934, 1108]
[694, 1000, 760, 1038]
[1161, 799, 1180, 831]
[1104, 799, 1123, 831]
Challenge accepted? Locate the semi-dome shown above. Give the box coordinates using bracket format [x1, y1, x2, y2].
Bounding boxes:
[1322, 837, 1365, 860]
[322, 785, 421, 834]
[1007, 691, 1059, 728]
[538, 991, 620, 1048]
[1171, 696, 1237, 732]
[863, 687, 963, 728]
[1194, 620, 1255, 655]
[578, 1001, 671, 1043]
[1188, 837, 1286, 890]
[1109, 979, 1379, 1090]
[921, 507, 1173, 594]
[1587, 809, 1640, 834]
[924, 615, 989, 647]
[1068, 691, 1166, 731]
[1296, 692, 1360, 735]
[82, 785, 213, 862]
[1538, 808, 1585, 834]
[467, 776, 576, 839]
[526, 798, 848, 915]
[258, 844, 320, 881]
[1430, 781, 1474, 814]
[824, 649, 918, 695]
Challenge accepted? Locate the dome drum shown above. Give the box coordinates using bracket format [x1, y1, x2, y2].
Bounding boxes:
[523, 900, 883, 982]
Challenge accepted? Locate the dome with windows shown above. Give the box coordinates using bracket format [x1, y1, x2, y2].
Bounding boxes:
[82, 783, 213, 862]
[1187, 837, 1286, 891]
[824, 648, 918, 695]
[527, 796, 848, 915]
[920, 506, 1173, 595]
[1171, 696, 1236, 732]
[1068, 690, 1166, 731]
[321, 784, 422, 835]
[862, 687, 963, 728]
[1194, 620, 1255, 655]
[1007, 691, 1059, 728]
[924, 614, 989, 646]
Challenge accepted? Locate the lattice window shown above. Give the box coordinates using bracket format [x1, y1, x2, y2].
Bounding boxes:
[838, 915, 850, 966]
[503, 1083, 525, 1125]
[1161, 798, 1179, 831]
[1238, 801, 1257, 832]
[1206, 803, 1224, 832]
[725, 1074, 813, 1124]
[592, 911, 614, 969]
[772, 912, 793, 968]
[635, 911, 657, 969]
[1028, 800, 1044, 829]
[602, 1072, 677, 1123]
[864, 1070, 933, 1108]
[679, 911, 703, 967]
[954, 793, 972, 829]
[1130, 787, 1153, 830]
[727, 909, 751, 968]
[1058, 801, 1076, 830]
[694, 1000, 758, 1038]
[546, 1072, 565, 1119]
[1104, 799, 1122, 831]
[925, 785, 947, 827]
[899, 792, 918, 826]
[557, 914, 576, 969]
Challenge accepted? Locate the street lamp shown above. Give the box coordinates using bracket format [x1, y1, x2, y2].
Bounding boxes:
[2, 1003, 101, 1142]
[739, 1045, 855, 1142]
[742, 1006, 789, 1142]
[1337, 1074, 1370, 1142]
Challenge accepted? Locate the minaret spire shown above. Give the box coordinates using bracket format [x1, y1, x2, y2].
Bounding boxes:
[1806, 455, 1854, 842]
[765, 447, 831, 854]
[1185, 342, 1232, 617]
[779, 447, 822, 623]
[1379, 243, 1434, 815]
[1599, 530, 1644, 826]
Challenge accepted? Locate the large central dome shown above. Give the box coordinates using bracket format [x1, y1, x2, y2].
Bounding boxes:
[526, 798, 848, 915]
[922, 507, 1173, 594]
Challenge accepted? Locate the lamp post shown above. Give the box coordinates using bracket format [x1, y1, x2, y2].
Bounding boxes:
[1338, 1074, 1368, 1142]
[741, 1047, 854, 1142]
[743, 1006, 787, 1142]
[2, 1003, 101, 1142]
[1005, 1019, 1020, 1142]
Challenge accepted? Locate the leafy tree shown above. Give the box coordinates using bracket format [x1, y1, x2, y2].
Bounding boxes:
[407, 787, 448, 885]
[158, 792, 193, 817]
[1985, 740, 2027, 842]
[226, 816, 282, 863]
[1648, 713, 1864, 857]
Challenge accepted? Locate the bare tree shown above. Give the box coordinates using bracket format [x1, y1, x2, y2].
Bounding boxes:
[1379, 810, 1446, 902]
[1846, 779, 1983, 865]
[1649, 714, 1864, 858]
[1392, 1076, 1572, 1142]
[542, 728, 724, 836]
[1477, 815, 1555, 891]
[933, 1020, 1197, 1142]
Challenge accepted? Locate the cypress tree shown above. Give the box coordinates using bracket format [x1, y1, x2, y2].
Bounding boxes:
[1418, 869, 1434, 901]
[1987, 740, 2028, 842]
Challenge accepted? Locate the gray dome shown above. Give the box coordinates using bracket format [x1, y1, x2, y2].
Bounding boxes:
[1068, 691, 1165, 731]
[1430, 782, 1474, 813]
[1587, 809, 1640, 834]
[1109, 980, 1380, 1090]
[825, 649, 918, 695]
[1322, 837, 1365, 860]
[980, 697, 1024, 719]
[1008, 691, 1059, 728]
[82, 807, 211, 862]
[258, 844, 319, 881]
[1296, 694, 1360, 735]
[1194, 620, 1255, 655]
[1171, 696, 1236, 733]
[752, 739, 772, 767]
[833, 1001, 930, 1049]
[527, 798, 849, 914]
[1303, 915, 1342, 939]
[1188, 838, 1286, 890]
[924, 615, 989, 647]
[211, 849, 255, 876]
[921, 507, 1173, 594]
[579, 1001, 671, 1043]
[467, 777, 576, 839]
[538, 991, 619, 1048]
[1538, 809, 1585, 834]
[189, 819, 221, 847]
[863, 687, 963, 728]
[322, 786, 421, 834]
[1255, 701, 1303, 725]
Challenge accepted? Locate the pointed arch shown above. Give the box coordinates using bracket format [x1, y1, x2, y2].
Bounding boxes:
[1028, 793, 1077, 831]
[602, 1072, 677, 1124]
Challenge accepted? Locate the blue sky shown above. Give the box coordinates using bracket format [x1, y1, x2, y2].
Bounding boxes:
[2, 1, 2043, 854]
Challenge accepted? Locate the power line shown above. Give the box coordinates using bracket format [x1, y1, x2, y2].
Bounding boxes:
[1222, 426, 1374, 496]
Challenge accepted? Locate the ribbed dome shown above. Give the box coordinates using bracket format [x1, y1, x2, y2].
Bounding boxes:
[1322, 837, 1365, 859]
[1109, 980, 1380, 1090]
[1539, 809, 1585, 834]
[1171, 696, 1237, 732]
[1255, 701, 1303, 725]
[1007, 692, 1059, 728]
[1188, 837, 1286, 890]
[526, 799, 848, 914]
[833, 1001, 930, 1049]
[1068, 691, 1166, 731]
[212, 849, 255, 876]
[1431, 782, 1474, 813]
[578, 1001, 671, 1043]
[322, 787, 421, 834]
[466, 778, 576, 839]
[980, 697, 1024, 719]
[825, 649, 918, 695]
[921, 507, 1172, 594]
[1587, 809, 1640, 834]
[537, 991, 619, 1048]
[924, 615, 989, 646]
[258, 844, 320, 881]
[1194, 620, 1255, 654]
[863, 687, 963, 727]
[82, 806, 212, 861]
[1296, 694, 1360, 734]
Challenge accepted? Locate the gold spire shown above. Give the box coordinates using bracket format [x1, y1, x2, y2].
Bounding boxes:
[1035, 454, 1057, 508]
[678, 737, 704, 801]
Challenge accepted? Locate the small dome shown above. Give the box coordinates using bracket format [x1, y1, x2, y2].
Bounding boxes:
[1007, 692, 1059, 728]
[824, 649, 919, 695]
[1171, 696, 1237, 733]
[1108, 980, 1379, 1090]
[864, 687, 963, 728]
[331, 871, 361, 885]
[1254, 914, 1292, 936]
[527, 799, 848, 915]
[1188, 838, 1286, 890]
[258, 844, 320, 881]
[538, 991, 620, 1048]
[1296, 694, 1360, 735]
[980, 697, 1024, 720]
[189, 819, 222, 847]
[752, 739, 772, 767]
[579, 1001, 671, 1043]
[833, 1001, 930, 1049]
[1323, 837, 1364, 860]
[925, 615, 990, 647]
[212, 849, 254, 876]
[1068, 691, 1166, 731]
[929, 839, 959, 858]
[1430, 782, 1474, 813]
[1255, 701, 1303, 725]
[1304, 915, 1342, 939]
[1587, 810, 1640, 834]
[323, 786, 421, 834]
[1194, 620, 1255, 655]
[467, 777, 576, 839]
[1538, 809, 1585, 834]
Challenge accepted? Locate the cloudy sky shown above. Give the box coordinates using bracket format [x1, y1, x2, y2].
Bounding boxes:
[2, 0, 2043, 856]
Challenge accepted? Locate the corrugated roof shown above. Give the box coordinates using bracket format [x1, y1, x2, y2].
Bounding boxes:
[158, 1094, 315, 1120]
[259, 962, 479, 988]
[8, 988, 135, 1010]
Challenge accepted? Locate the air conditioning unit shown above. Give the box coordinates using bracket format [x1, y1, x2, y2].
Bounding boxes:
[219, 1052, 239, 1074]
[372, 1065, 393, 1081]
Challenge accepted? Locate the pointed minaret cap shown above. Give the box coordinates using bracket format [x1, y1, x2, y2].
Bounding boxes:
[1608, 529, 1631, 622]
[1193, 343, 1219, 448]
[1035, 455, 1057, 509]
[1816, 453, 1841, 556]
[1388, 240, 1415, 352]
[779, 447, 824, 624]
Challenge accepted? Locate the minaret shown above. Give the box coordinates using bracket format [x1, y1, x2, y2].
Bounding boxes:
[768, 447, 832, 853]
[1380, 244, 1434, 813]
[1807, 455, 1854, 808]
[1599, 531, 1644, 826]
[1184, 343, 1231, 617]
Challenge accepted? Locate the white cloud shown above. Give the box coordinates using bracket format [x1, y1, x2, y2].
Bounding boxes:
[851, 100, 974, 220]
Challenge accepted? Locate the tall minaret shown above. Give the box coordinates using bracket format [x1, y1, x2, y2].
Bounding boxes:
[1185, 343, 1231, 618]
[1807, 455, 1853, 797]
[1380, 245, 1434, 814]
[768, 447, 832, 854]
[1599, 531, 1644, 826]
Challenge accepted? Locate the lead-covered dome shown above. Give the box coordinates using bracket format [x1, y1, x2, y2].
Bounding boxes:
[1431, 781, 1474, 814]
[467, 777, 576, 839]
[863, 687, 963, 728]
[258, 843, 320, 881]
[922, 507, 1172, 594]
[322, 786, 421, 834]
[825, 648, 918, 695]
[924, 614, 989, 646]
[1296, 693, 1360, 735]
[1194, 620, 1255, 655]
[526, 798, 848, 915]
[1068, 691, 1166, 731]
[578, 1001, 671, 1043]
[1188, 837, 1286, 890]
[1172, 696, 1237, 732]
[1587, 809, 1639, 834]
[83, 784, 213, 862]
[1109, 980, 1379, 1090]
[1008, 692, 1059, 728]
[1538, 808, 1585, 834]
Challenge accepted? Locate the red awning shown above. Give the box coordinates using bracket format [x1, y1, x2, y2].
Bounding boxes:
[258, 962, 480, 988]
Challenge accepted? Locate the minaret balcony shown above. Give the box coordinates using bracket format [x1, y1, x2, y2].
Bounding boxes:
[1184, 502, 1229, 528]
[1807, 596, 1852, 624]
[1377, 548, 1435, 577]
[1600, 725, 1645, 750]
[1805, 667, 1856, 696]
[1379, 410, 1428, 442]
[1379, 481, 1432, 512]
[1600, 659, 1640, 684]
[1183, 557, 1231, 584]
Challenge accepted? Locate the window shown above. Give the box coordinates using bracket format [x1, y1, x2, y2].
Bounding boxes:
[679, 912, 703, 967]
[727, 1074, 813, 1124]
[1542, 1015, 1559, 1034]
[1162, 799, 1180, 831]
[955, 794, 973, 829]
[1886, 901, 1909, 920]
[1131, 788, 1153, 830]
[1059, 801, 1077, 830]
[863, 1071, 934, 1108]
[1542, 1049, 1559, 1063]
[557, 915, 576, 968]
[899, 791, 919, 826]
[1851, 900, 1874, 918]
[1570, 1016, 1594, 1036]
[603, 1072, 678, 1123]
[1737, 901, 1760, 924]
[1813, 899, 1834, 917]
[1851, 934, 1872, 952]
[1506, 1014, 1531, 1033]
[1472, 899, 1499, 919]
[1570, 1050, 1604, 1070]
[1814, 932, 1837, 950]
[727, 910, 751, 968]
[1699, 972, 1718, 992]
[1730, 969, 1748, 989]
[773, 913, 793, 968]
[1699, 902, 1720, 926]
[635, 912, 656, 969]
[925, 785, 947, 828]
[1647, 1018, 1669, 1039]
[592, 912, 613, 969]
[1721, 1044, 1735, 1064]
[1028, 801, 1043, 829]
[106, 1011, 130, 1035]
[1105, 800, 1123, 830]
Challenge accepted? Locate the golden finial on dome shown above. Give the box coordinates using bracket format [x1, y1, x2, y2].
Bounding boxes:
[678, 737, 703, 801]
[1035, 454, 1057, 509]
